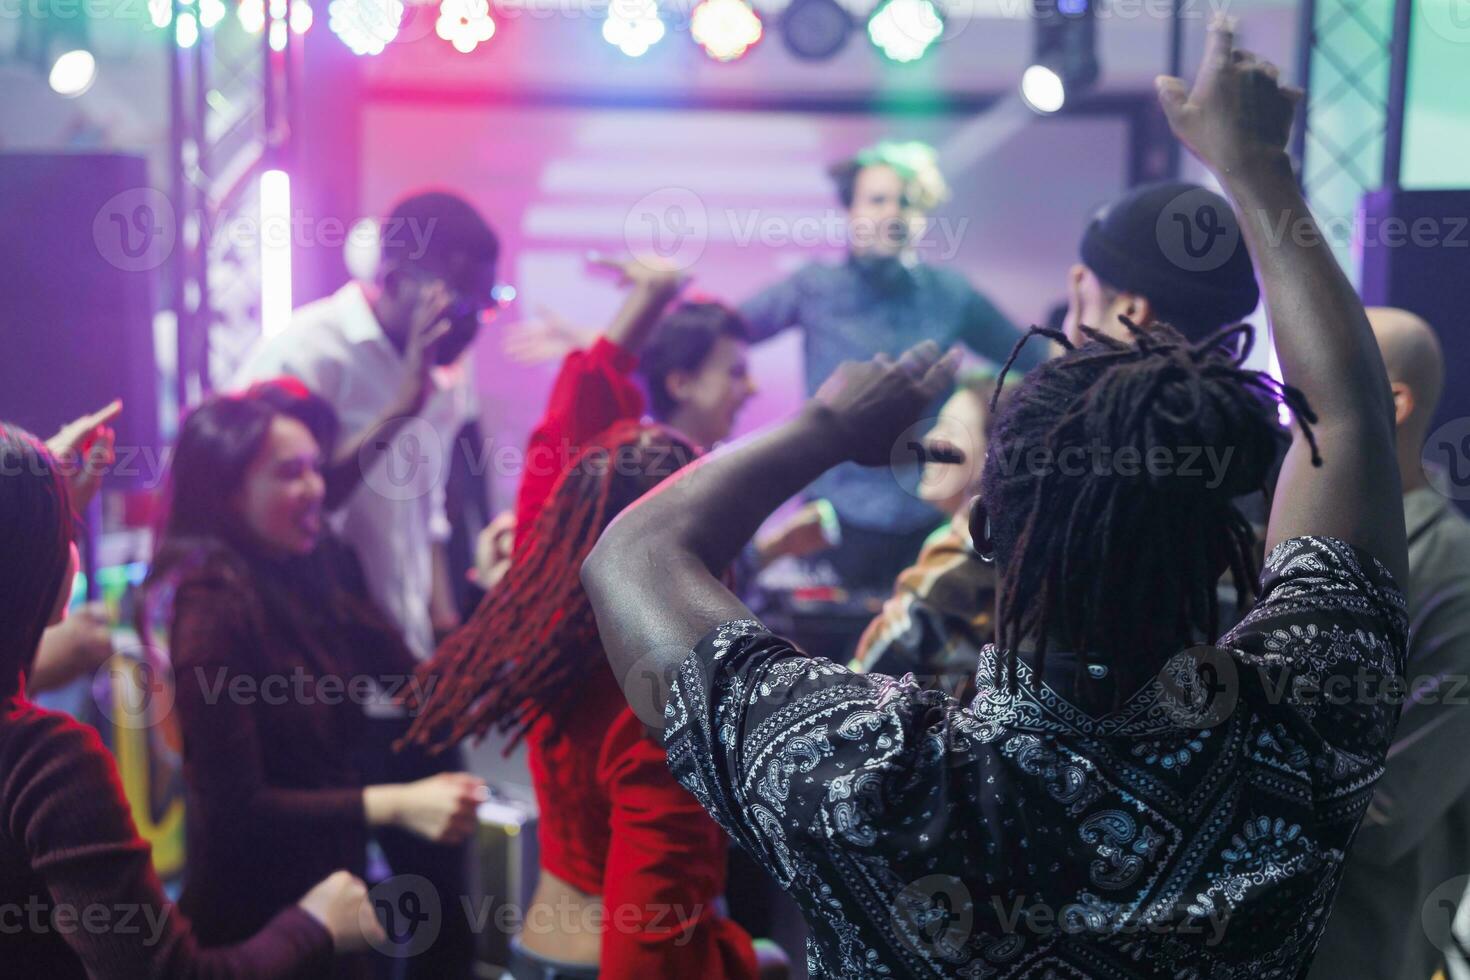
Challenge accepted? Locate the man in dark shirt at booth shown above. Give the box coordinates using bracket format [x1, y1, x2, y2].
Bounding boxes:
[739, 141, 1044, 589]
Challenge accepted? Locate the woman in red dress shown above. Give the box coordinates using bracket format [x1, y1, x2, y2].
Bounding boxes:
[405, 259, 780, 979]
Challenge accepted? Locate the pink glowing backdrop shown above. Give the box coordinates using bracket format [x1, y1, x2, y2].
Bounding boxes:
[359, 100, 1132, 509]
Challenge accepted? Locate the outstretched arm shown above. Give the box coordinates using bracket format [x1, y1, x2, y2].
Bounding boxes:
[1157, 19, 1406, 585]
[583, 343, 960, 727]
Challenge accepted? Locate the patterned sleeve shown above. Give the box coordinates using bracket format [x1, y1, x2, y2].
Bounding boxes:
[664, 619, 961, 888]
[1219, 536, 1409, 758]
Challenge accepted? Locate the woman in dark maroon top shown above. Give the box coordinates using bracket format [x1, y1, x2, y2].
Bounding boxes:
[146, 381, 483, 975]
[0, 417, 378, 978]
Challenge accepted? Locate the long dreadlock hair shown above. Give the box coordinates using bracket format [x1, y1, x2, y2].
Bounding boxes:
[402, 419, 698, 753]
[978, 318, 1320, 697]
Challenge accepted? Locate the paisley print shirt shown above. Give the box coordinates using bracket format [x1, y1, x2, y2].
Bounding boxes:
[664, 537, 1408, 978]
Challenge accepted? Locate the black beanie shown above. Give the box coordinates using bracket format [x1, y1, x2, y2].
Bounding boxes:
[1079, 181, 1260, 341]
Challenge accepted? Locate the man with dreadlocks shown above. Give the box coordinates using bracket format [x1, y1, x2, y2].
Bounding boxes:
[849, 172, 1267, 697]
[403, 258, 783, 980]
[585, 20, 1409, 979]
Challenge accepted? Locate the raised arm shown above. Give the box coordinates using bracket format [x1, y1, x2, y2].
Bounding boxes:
[1157, 20, 1407, 585]
[960, 286, 1047, 371]
[583, 343, 959, 726]
[739, 270, 804, 344]
[513, 258, 686, 547]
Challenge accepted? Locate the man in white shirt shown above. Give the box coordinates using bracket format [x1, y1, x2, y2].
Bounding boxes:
[234, 191, 498, 978]
[235, 190, 499, 661]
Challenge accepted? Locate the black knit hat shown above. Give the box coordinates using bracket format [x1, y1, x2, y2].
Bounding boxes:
[1079, 181, 1259, 341]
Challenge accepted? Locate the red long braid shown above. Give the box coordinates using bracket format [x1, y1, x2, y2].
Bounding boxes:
[401, 419, 698, 753]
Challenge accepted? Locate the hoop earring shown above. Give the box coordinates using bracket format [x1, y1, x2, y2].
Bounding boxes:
[976, 515, 996, 564]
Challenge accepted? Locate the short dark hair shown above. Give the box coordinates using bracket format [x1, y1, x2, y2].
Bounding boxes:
[0, 424, 76, 699]
[639, 301, 750, 420]
[378, 190, 499, 281]
[829, 159, 865, 209]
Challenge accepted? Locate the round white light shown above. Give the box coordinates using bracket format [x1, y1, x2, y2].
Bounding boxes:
[690, 0, 762, 62]
[867, 0, 942, 63]
[328, 0, 404, 54]
[1020, 64, 1065, 114]
[49, 49, 97, 98]
[603, 0, 665, 57]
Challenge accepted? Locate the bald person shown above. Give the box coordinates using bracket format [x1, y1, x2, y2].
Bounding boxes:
[1310, 308, 1470, 980]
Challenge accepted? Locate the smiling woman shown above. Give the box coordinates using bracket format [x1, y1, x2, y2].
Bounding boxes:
[143, 380, 486, 977]
[0, 421, 384, 978]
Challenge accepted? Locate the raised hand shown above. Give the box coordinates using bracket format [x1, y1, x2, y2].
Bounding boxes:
[588, 251, 690, 297]
[46, 400, 121, 511]
[1154, 16, 1301, 176]
[394, 283, 453, 416]
[502, 306, 597, 366]
[809, 342, 962, 466]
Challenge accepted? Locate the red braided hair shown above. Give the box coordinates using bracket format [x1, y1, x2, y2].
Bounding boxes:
[401, 419, 697, 753]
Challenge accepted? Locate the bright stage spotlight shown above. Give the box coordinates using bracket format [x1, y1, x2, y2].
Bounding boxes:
[1019, 63, 1065, 113]
[436, 0, 497, 53]
[260, 169, 293, 339]
[328, 0, 404, 54]
[199, 0, 227, 27]
[867, 0, 942, 64]
[239, 0, 266, 32]
[1023, 0, 1098, 114]
[603, 0, 665, 57]
[779, 0, 852, 62]
[48, 49, 97, 98]
[175, 10, 200, 46]
[690, 0, 762, 62]
[290, 0, 314, 33]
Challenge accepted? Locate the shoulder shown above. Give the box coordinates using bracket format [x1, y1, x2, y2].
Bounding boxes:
[165, 554, 264, 653]
[1, 701, 116, 817]
[235, 290, 358, 387]
[918, 262, 977, 293]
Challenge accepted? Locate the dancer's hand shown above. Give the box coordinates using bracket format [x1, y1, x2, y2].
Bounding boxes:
[588, 252, 690, 297]
[1155, 16, 1301, 177]
[503, 307, 596, 366]
[366, 773, 486, 845]
[807, 342, 962, 466]
[298, 870, 385, 953]
[46, 400, 121, 510]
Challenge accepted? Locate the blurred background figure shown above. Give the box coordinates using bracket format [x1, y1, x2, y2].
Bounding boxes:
[1311, 307, 1470, 980]
[739, 141, 1045, 590]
